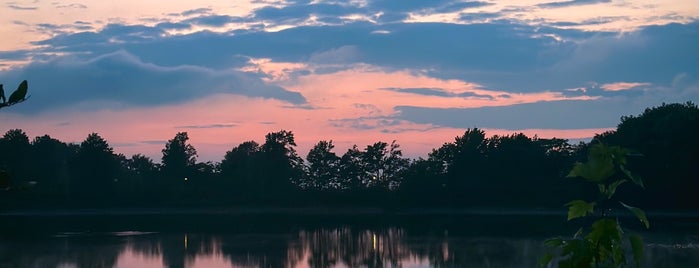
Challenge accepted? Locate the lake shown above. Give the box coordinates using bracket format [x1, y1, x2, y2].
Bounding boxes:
[1, 210, 697, 267]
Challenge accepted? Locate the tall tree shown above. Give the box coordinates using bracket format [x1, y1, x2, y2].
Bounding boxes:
[361, 141, 409, 190]
[597, 102, 699, 209]
[305, 140, 341, 190]
[0, 129, 32, 188]
[220, 141, 261, 201]
[31, 135, 75, 197]
[259, 130, 304, 199]
[70, 133, 120, 200]
[429, 128, 488, 203]
[339, 145, 364, 190]
[161, 132, 197, 180]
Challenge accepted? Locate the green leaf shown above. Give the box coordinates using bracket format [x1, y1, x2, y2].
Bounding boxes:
[538, 252, 554, 267]
[620, 164, 644, 188]
[586, 219, 624, 264]
[621, 202, 650, 229]
[545, 237, 564, 247]
[566, 200, 596, 220]
[586, 219, 623, 244]
[567, 144, 616, 182]
[629, 234, 645, 268]
[605, 179, 626, 199]
[8, 80, 28, 104]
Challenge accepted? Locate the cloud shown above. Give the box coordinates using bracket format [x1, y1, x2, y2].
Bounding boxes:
[183, 15, 242, 27]
[0, 50, 306, 113]
[538, 0, 611, 8]
[308, 46, 362, 64]
[601, 82, 651, 91]
[7, 3, 38, 10]
[176, 123, 237, 129]
[24, 19, 697, 94]
[55, 3, 87, 9]
[253, 3, 364, 23]
[155, 22, 192, 30]
[381, 87, 494, 99]
[395, 99, 627, 130]
[140, 140, 166, 145]
[179, 8, 213, 17]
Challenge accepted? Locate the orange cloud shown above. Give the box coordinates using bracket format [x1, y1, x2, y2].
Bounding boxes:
[601, 82, 650, 91]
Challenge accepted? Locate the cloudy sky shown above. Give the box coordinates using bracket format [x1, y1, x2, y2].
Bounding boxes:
[0, 0, 697, 161]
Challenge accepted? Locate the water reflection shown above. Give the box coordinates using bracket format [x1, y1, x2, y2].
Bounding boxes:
[1, 226, 697, 267]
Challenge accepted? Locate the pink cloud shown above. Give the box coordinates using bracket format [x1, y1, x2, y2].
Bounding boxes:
[1, 65, 609, 162]
[601, 82, 650, 91]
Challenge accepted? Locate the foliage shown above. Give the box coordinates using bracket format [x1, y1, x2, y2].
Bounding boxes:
[541, 143, 649, 268]
[0, 102, 695, 209]
[161, 132, 197, 178]
[0, 80, 29, 110]
[597, 102, 699, 209]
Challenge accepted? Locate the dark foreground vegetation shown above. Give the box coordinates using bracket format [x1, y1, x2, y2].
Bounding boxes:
[1, 102, 697, 210]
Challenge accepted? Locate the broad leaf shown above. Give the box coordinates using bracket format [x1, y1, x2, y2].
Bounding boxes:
[605, 179, 626, 199]
[629, 234, 645, 268]
[545, 237, 564, 247]
[8, 80, 28, 104]
[566, 200, 596, 220]
[538, 252, 553, 268]
[620, 164, 644, 188]
[586, 219, 624, 264]
[567, 144, 615, 182]
[586, 219, 622, 244]
[621, 202, 650, 229]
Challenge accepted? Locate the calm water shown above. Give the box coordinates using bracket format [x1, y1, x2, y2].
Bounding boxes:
[0, 212, 697, 267]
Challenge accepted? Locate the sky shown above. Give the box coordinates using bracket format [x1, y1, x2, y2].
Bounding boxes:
[0, 0, 697, 162]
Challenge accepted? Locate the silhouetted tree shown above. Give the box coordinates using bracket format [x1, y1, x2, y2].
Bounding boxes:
[305, 140, 341, 190]
[258, 130, 304, 200]
[70, 133, 120, 201]
[429, 128, 488, 204]
[398, 158, 446, 205]
[220, 141, 261, 201]
[339, 145, 364, 190]
[30, 135, 75, 198]
[597, 102, 699, 209]
[0, 129, 33, 189]
[161, 132, 197, 180]
[361, 141, 409, 190]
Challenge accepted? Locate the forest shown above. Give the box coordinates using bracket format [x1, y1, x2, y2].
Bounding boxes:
[0, 102, 697, 210]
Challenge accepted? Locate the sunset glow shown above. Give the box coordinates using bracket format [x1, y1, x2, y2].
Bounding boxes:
[1, 0, 697, 161]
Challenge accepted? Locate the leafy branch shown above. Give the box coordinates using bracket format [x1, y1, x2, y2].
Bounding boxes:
[0, 80, 30, 110]
[541, 143, 649, 268]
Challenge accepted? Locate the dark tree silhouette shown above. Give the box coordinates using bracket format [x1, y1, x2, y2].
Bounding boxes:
[597, 102, 699, 209]
[258, 130, 304, 200]
[30, 135, 75, 198]
[0, 129, 32, 190]
[161, 132, 197, 180]
[305, 140, 341, 190]
[339, 145, 364, 191]
[70, 133, 120, 201]
[430, 128, 488, 204]
[220, 141, 261, 201]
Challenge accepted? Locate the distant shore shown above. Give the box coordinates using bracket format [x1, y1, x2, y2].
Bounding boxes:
[2, 207, 699, 218]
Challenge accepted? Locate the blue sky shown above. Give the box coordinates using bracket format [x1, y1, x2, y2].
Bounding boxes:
[0, 0, 697, 161]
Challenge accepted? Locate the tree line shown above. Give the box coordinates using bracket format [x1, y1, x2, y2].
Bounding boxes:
[1, 102, 697, 209]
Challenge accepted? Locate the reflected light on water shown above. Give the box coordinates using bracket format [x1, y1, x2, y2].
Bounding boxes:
[372, 233, 377, 251]
[2, 224, 697, 268]
[115, 247, 164, 268]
